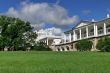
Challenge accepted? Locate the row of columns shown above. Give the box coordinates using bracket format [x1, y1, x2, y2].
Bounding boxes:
[42, 38, 49, 45]
[64, 23, 107, 43]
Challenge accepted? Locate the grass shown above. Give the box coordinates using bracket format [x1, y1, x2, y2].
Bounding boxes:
[0, 51, 110, 73]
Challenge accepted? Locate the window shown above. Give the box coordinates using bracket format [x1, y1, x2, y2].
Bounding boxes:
[66, 46, 69, 51]
[57, 48, 60, 51]
[98, 27, 103, 35]
[106, 25, 110, 33]
[61, 47, 65, 51]
[89, 29, 94, 36]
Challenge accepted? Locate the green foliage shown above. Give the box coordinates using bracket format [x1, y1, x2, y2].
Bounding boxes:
[32, 42, 51, 51]
[0, 16, 37, 51]
[96, 38, 104, 50]
[0, 36, 10, 50]
[75, 39, 93, 51]
[96, 37, 110, 52]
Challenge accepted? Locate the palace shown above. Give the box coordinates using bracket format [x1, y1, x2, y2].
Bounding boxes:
[37, 14, 110, 51]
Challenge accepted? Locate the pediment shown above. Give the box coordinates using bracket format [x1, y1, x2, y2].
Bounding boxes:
[76, 21, 91, 28]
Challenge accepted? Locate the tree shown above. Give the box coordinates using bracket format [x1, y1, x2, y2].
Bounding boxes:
[0, 16, 37, 51]
[75, 39, 93, 51]
[96, 37, 110, 52]
[0, 36, 10, 50]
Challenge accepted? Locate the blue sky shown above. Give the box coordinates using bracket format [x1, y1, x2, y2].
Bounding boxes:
[0, 0, 110, 32]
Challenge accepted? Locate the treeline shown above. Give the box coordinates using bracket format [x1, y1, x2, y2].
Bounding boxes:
[0, 16, 51, 51]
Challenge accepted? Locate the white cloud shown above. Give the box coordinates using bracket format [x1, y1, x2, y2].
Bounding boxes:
[37, 27, 63, 36]
[31, 23, 45, 30]
[7, 7, 19, 17]
[5, 1, 78, 29]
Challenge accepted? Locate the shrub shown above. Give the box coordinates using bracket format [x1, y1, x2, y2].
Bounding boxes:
[75, 39, 93, 51]
[31, 42, 52, 51]
[96, 37, 110, 52]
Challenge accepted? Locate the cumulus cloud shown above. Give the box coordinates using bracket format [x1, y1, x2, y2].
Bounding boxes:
[0, 1, 79, 36]
[37, 27, 63, 36]
[5, 1, 78, 29]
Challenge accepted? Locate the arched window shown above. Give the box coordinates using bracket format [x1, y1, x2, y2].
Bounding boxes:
[57, 48, 60, 51]
[61, 47, 65, 51]
[66, 46, 69, 51]
[71, 45, 73, 49]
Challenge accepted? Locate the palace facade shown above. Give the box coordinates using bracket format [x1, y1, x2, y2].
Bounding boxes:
[37, 14, 110, 51]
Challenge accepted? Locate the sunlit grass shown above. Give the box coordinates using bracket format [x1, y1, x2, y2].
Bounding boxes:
[0, 51, 110, 73]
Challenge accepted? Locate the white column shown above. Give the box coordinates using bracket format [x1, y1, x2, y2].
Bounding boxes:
[64, 34, 66, 43]
[86, 26, 88, 38]
[47, 38, 48, 45]
[96, 25, 98, 36]
[69, 33, 71, 42]
[94, 24, 96, 36]
[104, 23, 106, 35]
[79, 28, 81, 39]
[94, 24, 98, 36]
[73, 30, 74, 41]
[73, 30, 76, 41]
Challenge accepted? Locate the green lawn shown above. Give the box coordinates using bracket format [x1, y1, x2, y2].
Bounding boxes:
[0, 51, 110, 73]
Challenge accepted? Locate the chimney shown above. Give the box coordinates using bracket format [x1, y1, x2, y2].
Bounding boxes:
[107, 14, 110, 18]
